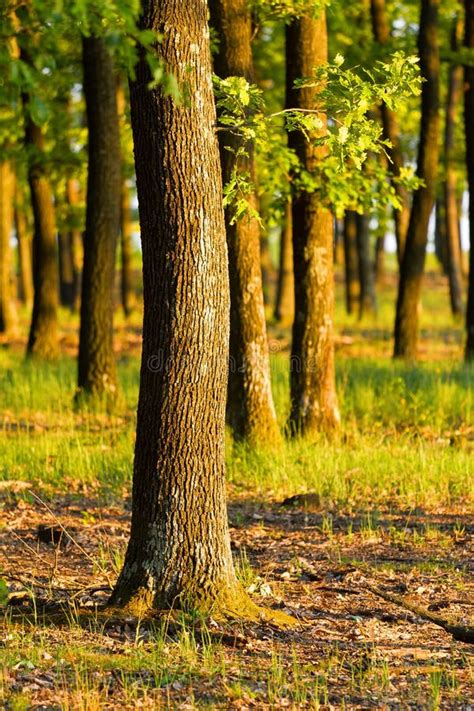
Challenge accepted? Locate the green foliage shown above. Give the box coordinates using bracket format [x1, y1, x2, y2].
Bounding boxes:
[215, 51, 422, 222]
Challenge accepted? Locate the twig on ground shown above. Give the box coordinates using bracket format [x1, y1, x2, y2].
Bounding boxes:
[364, 582, 474, 644]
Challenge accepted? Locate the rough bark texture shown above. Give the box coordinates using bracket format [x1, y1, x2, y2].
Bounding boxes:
[0, 161, 16, 334]
[343, 211, 360, 315]
[23, 108, 59, 359]
[286, 10, 340, 435]
[209, 0, 280, 445]
[394, 0, 440, 359]
[78, 36, 121, 398]
[274, 199, 295, 325]
[465, 0, 474, 357]
[370, 0, 410, 264]
[110, 0, 240, 613]
[444, 18, 464, 317]
[120, 179, 135, 318]
[356, 213, 377, 318]
[14, 184, 34, 309]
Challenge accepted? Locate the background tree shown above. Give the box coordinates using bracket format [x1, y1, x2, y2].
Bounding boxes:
[286, 6, 340, 435]
[209, 0, 280, 445]
[343, 210, 360, 315]
[14, 183, 34, 309]
[274, 199, 295, 325]
[23, 86, 60, 359]
[0, 161, 16, 334]
[464, 0, 474, 359]
[77, 36, 121, 399]
[117, 80, 135, 319]
[443, 17, 464, 318]
[370, 0, 410, 264]
[394, 0, 440, 359]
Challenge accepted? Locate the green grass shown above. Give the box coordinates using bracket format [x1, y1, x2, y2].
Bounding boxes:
[0, 346, 472, 510]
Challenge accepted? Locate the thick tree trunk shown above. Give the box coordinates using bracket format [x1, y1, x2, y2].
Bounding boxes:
[394, 0, 440, 359]
[465, 0, 474, 358]
[78, 36, 121, 398]
[23, 110, 59, 359]
[209, 0, 280, 445]
[14, 185, 34, 309]
[343, 210, 360, 315]
[357, 213, 377, 318]
[370, 0, 410, 264]
[286, 10, 340, 435]
[110, 0, 243, 615]
[444, 18, 464, 318]
[120, 180, 135, 318]
[274, 198, 295, 325]
[0, 161, 16, 334]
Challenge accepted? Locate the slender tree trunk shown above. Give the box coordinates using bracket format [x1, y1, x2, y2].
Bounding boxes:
[434, 197, 448, 272]
[58, 227, 75, 308]
[209, 0, 280, 444]
[78, 36, 121, 398]
[465, 0, 474, 358]
[286, 9, 340, 435]
[370, 0, 410, 264]
[110, 0, 245, 616]
[116, 81, 135, 319]
[343, 210, 360, 315]
[357, 213, 377, 318]
[394, 0, 440, 359]
[444, 18, 464, 317]
[0, 161, 16, 334]
[374, 233, 385, 283]
[334, 218, 345, 266]
[65, 178, 82, 313]
[274, 198, 294, 325]
[120, 180, 135, 318]
[14, 184, 33, 309]
[23, 103, 59, 359]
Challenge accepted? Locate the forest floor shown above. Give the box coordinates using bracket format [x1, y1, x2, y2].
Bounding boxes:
[1, 264, 474, 709]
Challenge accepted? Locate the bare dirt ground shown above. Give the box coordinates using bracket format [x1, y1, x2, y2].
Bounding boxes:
[1, 492, 473, 708]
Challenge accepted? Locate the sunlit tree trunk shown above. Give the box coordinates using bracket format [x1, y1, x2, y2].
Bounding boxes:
[14, 184, 33, 310]
[465, 0, 474, 358]
[116, 81, 135, 319]
[286, 9, 340, 435]
[78, 36, 121, 398]
[23, 98, 59, 359]
[119, 179, 135, 318]
[444, 17, 464, 317]
[370, 0, 410, 264]
[434, 197, 448, 273]
[110, 0, 248, 616]
[394, 0, 440, 359]
[0, 161, 16, 334]
[209, 0, 280, 444]
[274, 198, 294, 325]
